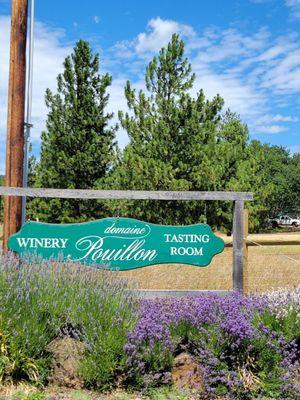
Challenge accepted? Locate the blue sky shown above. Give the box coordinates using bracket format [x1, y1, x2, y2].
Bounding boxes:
[1, 0, 300, 173]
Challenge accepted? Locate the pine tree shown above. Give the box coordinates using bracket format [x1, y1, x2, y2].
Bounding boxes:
[34, 40, 117, 222]
[109, 34, 250, 228]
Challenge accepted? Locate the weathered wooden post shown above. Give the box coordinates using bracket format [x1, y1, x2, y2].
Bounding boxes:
[243, 209, 249, 294]
[233, 200, 244, 291]
[3, 0, 28, 252]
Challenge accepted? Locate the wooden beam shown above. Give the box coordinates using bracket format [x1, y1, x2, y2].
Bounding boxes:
[223, 235, 300, 247]
[3, 0, 28, 252]
[0, 187, 254, 201]
[131, 289, 231, 298]
[243, 209, 249, 294]
[233, 200, 244, 291]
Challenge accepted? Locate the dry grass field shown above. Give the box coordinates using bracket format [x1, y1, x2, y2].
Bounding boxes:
[120, 244, 300, 293]
[117, 232, 300, 293]
[0, 224, 299, 293]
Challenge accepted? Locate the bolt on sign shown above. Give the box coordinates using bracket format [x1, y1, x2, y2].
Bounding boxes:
[8, 218, 225, 270]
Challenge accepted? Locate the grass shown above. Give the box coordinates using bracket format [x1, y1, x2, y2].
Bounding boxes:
[119, 244, 300, 293]
[0, 385, 193, 400]
[0, 385, 277, 399]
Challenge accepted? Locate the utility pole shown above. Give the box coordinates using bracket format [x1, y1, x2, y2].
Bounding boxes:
[22, 0, 35, 226]
[3, 0, 28, 252]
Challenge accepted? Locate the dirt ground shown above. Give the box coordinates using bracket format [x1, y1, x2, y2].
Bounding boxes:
[0, 384, 195, 400]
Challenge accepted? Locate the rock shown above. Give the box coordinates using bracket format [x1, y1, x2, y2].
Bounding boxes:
[171, 353, 203, 392]
[47, 337, 86, 389]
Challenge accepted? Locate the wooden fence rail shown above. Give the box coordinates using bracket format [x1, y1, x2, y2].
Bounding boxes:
[0, 187, 253, 201]
[224, 236, 300, 247]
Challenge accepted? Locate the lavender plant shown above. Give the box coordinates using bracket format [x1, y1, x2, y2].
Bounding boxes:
[258, 286, 300, 347]
[124, 292, 299, 399]
[0, 250, 299, 398]
[0, 252, 138, 388]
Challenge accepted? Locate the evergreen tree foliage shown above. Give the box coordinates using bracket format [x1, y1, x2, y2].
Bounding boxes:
[254, 143, 290, 218]
[226, 142, 300, 230]
[33, 40, 117, 222]
[257, 145, 300, 217]
[109, 34, 268, 230]
[27, 35, 300, 231]
[287, 153, 300, 215]
[226, 140, 274, 231]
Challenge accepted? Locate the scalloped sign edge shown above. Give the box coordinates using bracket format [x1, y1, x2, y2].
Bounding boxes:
[8, 217, 225, 270]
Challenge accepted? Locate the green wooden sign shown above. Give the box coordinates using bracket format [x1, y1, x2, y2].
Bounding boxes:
[8, 218, 224, 270]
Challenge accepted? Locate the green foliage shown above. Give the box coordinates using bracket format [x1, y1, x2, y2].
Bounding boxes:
[0, 252, 298, 398]
[80, 286, 138, 390]
[20, 35, 299, 231]
[277, 152, 300, 216]
[146, 386, 191, 399]
[0, 313, 50, 384]
[171, 320, 290, 398]
[110, 34, 224, 226]
[126, 341, 174, 389]
[0, 254, 137, 388]
[70, 391, 91, 400]
[12, 392, 45, 400]
[9, 388, 190, 400]
[226, 140, 275, 231]
[107, 34, 292, 232]
[254, 308, 300, 344]
[31, 40, 117, 222]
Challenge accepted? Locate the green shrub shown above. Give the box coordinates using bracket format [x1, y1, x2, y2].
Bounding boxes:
[12, 392, 45, 400]
[0, 253, 138, 388]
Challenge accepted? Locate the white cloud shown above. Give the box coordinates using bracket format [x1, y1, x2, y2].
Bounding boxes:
[94, 15, 100, 24]
[108, 18, 300, 142]
[106, 76, 147, 148]
[289, 144, 300, 153]
[256, 125, 289, 133]
[192, 66, 266, 117]
[0, 16, 13, 174]
[106, 77, 130, 148]
[285, 0, 300, 19]
[194, 28, 269, 63]
[251, 0, 300, 19]
[30, 22, 73, 139]
[134, 17, 195, 54]
[255, 40, 298, 62]
[0, 15, 72, 173]
[257, 114, 299, 122]
[190, 27, 300, 134]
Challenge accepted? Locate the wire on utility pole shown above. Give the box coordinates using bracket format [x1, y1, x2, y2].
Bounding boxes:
[22, 0, 34, 226]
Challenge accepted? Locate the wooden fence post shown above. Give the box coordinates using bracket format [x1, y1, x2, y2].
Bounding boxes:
[233, 200, 244, 291]
[243, 209, 249, 294]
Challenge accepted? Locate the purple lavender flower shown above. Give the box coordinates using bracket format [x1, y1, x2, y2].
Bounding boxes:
[124, 291, 299, 398]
